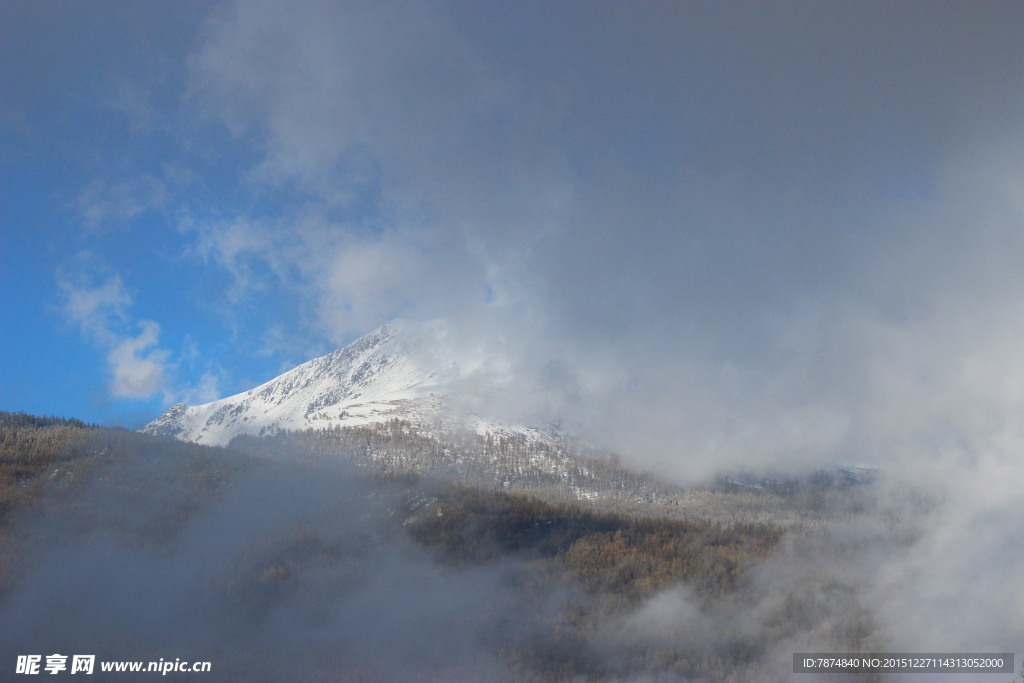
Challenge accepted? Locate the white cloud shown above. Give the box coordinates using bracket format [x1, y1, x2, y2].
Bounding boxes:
[107, 321, 170, 399]
[57, 270, 130, 341]
[57, 257, 172, 401]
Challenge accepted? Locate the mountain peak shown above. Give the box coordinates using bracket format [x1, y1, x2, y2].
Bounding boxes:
[142, 319, 535, 447]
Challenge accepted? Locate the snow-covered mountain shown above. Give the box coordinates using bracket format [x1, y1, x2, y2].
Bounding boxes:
[142, 319, 551, 447]
[141, 320, 879, 514]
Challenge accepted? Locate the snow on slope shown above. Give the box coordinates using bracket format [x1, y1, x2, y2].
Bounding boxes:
[142, 319, 552, 447]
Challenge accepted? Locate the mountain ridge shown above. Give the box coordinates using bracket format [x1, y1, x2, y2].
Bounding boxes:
[142, 319, 551, 447]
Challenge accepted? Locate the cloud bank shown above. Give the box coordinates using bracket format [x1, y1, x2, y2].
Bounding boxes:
[176, 2, 1024, 662]
[174, 1, 1024, 480]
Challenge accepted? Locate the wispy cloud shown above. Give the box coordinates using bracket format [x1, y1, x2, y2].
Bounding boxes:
[74, 175, 170, 231]
[181, 216, 280, 302]
[56, 267, 131, 341]
[57, 255, 170, 401]
[185, 0, 568, 341]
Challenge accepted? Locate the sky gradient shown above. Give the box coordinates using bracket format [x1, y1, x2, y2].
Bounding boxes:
[4, 0, 1024, 485]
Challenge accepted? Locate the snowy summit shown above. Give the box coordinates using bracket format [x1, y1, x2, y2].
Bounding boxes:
[142, 320, 548, 447]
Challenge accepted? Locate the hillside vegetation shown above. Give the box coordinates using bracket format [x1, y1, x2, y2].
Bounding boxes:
[0, 411, 889, 681]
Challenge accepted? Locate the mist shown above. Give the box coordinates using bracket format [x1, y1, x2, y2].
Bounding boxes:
[0, 439, 570, 681]
[3, 425, 1019, 681]
[4, 0, 1024, 678]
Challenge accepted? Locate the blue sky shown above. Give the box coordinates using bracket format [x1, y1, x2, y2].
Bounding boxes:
[3, 0, 1024, 475]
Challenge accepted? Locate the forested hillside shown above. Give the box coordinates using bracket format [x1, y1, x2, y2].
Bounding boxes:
[234, 420, 868, 532]
[0, 411, 892, 680]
